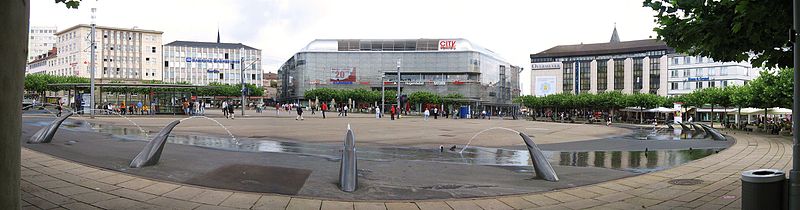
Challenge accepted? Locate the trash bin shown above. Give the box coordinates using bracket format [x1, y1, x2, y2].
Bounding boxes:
[741, 169, 786, 210]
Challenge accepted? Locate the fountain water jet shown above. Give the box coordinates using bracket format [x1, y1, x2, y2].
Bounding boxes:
[339, 124, 357, 192]
[459, 127, 521, 154]
[459, 127, 559, 182]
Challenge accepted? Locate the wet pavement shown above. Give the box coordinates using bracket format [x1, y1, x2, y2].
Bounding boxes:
[20, 116, 732, 200]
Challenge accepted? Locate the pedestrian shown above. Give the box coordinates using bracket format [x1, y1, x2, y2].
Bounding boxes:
[433, 108, 438, 119]
[228, 101, 235, 119]
[375, 106, 381, 119]
[222, 101, 229, 118]
[481, 110, 486, 119]
[311, 103, 316, 115]
[200, 101, 205, 115]
[296, 104, 304, 120]
[344, 105, 348, 117]
[121, 101, 127, 115]
[390, 105, 396, 120]
[137, 101, 143, 115]
[182, 100, 189, 116]
[338, 105, 343, 117]
[143, 104, 149, 115]
[193, 100, 200, 116]
[275, 103, 280, 116]
[56, 102, 63, 117]
[424, 108, 430, 121]
[321, 102, 327, 119]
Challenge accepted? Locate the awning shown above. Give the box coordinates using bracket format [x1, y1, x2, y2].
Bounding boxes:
[646, 107, 675, 113]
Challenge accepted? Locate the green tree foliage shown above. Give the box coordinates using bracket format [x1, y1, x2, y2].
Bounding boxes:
[56, 0, 81, 9]
[643, 0, 792, 68]
[408, 91, 441, 105]
[24, 74, 89, 94]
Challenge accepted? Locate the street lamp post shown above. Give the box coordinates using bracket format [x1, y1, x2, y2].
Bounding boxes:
[380, 75, 385, 117]
[789, 0, 800, 208]
[396, 59, 401, 117]
[240, 55, 245, 116]
[89, 8, 96, 118]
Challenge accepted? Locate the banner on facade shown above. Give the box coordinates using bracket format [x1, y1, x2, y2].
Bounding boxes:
[534, 76, 557, 96]
[331, 67, 356, 84]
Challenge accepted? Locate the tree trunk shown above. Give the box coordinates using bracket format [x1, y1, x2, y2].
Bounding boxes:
[1, 0, 28, 208]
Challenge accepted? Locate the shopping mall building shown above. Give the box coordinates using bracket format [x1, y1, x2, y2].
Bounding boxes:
[277, 38, 521, 108]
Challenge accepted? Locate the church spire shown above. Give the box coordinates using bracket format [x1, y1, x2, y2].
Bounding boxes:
[610, 23, 620, 43]
[216, 28, 221, 43]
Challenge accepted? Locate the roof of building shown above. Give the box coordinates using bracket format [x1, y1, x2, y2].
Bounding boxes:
[531, 39, 671, 59]
[297, 38, 508, 62]
[164, 41, 259, 50]
[55, 24, 163, 35]
[27, 47, 58, 64]
[531, 26, 672, 59]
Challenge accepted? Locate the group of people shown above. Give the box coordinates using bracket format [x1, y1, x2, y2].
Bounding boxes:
[181, 100, 206, 116]
[423, 107, 443, 121]
[220, 100, 237, 119]
[105, 101, 151, 115]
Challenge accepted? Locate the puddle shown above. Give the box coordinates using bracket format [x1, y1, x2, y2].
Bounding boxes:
[33, 120, 723, 174]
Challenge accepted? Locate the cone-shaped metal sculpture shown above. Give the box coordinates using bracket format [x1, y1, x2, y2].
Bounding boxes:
[130, 120, 181, 168]
[699, 124, 727, 141]
[520, 133, 559, 182]
[689, 122, 705, 133]
[339, 125, 358, 192]
[677, 122, 692, 130]
[28, 112, 74, 144]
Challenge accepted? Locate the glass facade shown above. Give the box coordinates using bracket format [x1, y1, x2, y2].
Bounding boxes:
[578, 61, 591, 93]
[649, 57, 660, 94]
[278, 39, 519, 105]
[613, 59, 624, 90]
[633, 58, 644, 91]
[162, 42, 262, 87]
[597, 60, 608, 92]
[562, 62, 574, 93]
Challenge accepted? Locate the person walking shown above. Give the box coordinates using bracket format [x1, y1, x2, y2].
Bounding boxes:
[296, 104, 304, 120]
[193, 100, 200, 116]
[222, 101, 229, 118]
[321, 102, 327, 119]
[121, 101, 127, 115]
[433, 108, 438, 119]
[56, 102, 63, 117]
[424, 108, 430, 121]
[137, 101, 143, 115]
[344, 105, 348, 117]
[200, 101, 205, 115]
[228, 101, 235, 119]
[390, 105, 396, 120]
[375, 106, 381, 119]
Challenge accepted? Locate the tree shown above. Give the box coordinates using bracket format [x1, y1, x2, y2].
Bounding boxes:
[408, 91, 441, 106]
[643, 0, 792, 68]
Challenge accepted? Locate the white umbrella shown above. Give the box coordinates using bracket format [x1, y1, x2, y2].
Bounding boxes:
[768, 107, 792, 115]
[647, 107, 675, 113]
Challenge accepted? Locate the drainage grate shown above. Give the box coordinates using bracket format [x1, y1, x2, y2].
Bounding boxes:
[668, 179, 703, 186]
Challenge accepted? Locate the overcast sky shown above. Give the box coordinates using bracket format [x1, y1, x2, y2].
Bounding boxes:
[31, 0, 659, 95]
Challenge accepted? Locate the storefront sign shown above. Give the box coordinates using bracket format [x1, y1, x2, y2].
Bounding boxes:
[405, 82, 424, 85]
[185, 57, 240, 63]
[433, 81, 446, 86]
[687, 77, 710, 81]
[453, 80, 465, 85]
[531, 62, 562, 70]
[206, 70, 220, 73]
[438, 40, 457, 50]
[330, 67, 356, 84]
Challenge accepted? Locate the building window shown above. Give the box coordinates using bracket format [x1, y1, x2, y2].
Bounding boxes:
[709, 81, 716, 87]
[684, 56, 691, 64]
[164, 61, 169, 67]
[151, 47, 156, 53]
[251, 74, 256, 80]
[219, 73, 224, 79]
[578, 61, 590, 93]
[723, 80, 729, 87]
[671, 82, 678, 90]
[224, 53, 229, 59]
[613, 59, 624, 90]
[696, 81, 703, 89]
[670, 70, 677, 78]
[649, 57, 660, 94]
[597, 60, 607, 92]
[563, 62, 574, 93]
[633, 58, 643, 91]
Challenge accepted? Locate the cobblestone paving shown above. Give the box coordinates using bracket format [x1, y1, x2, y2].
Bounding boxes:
[19, 131, 789, 209]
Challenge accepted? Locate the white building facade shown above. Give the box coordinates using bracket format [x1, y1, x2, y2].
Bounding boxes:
[28, 26, 57, 62]
[52, 24, 163, 81]
[26, 48, 58, 75]
[666, 55, 759, 95]
[530, 28, 674, 96]
[162, 41, 262, 87]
